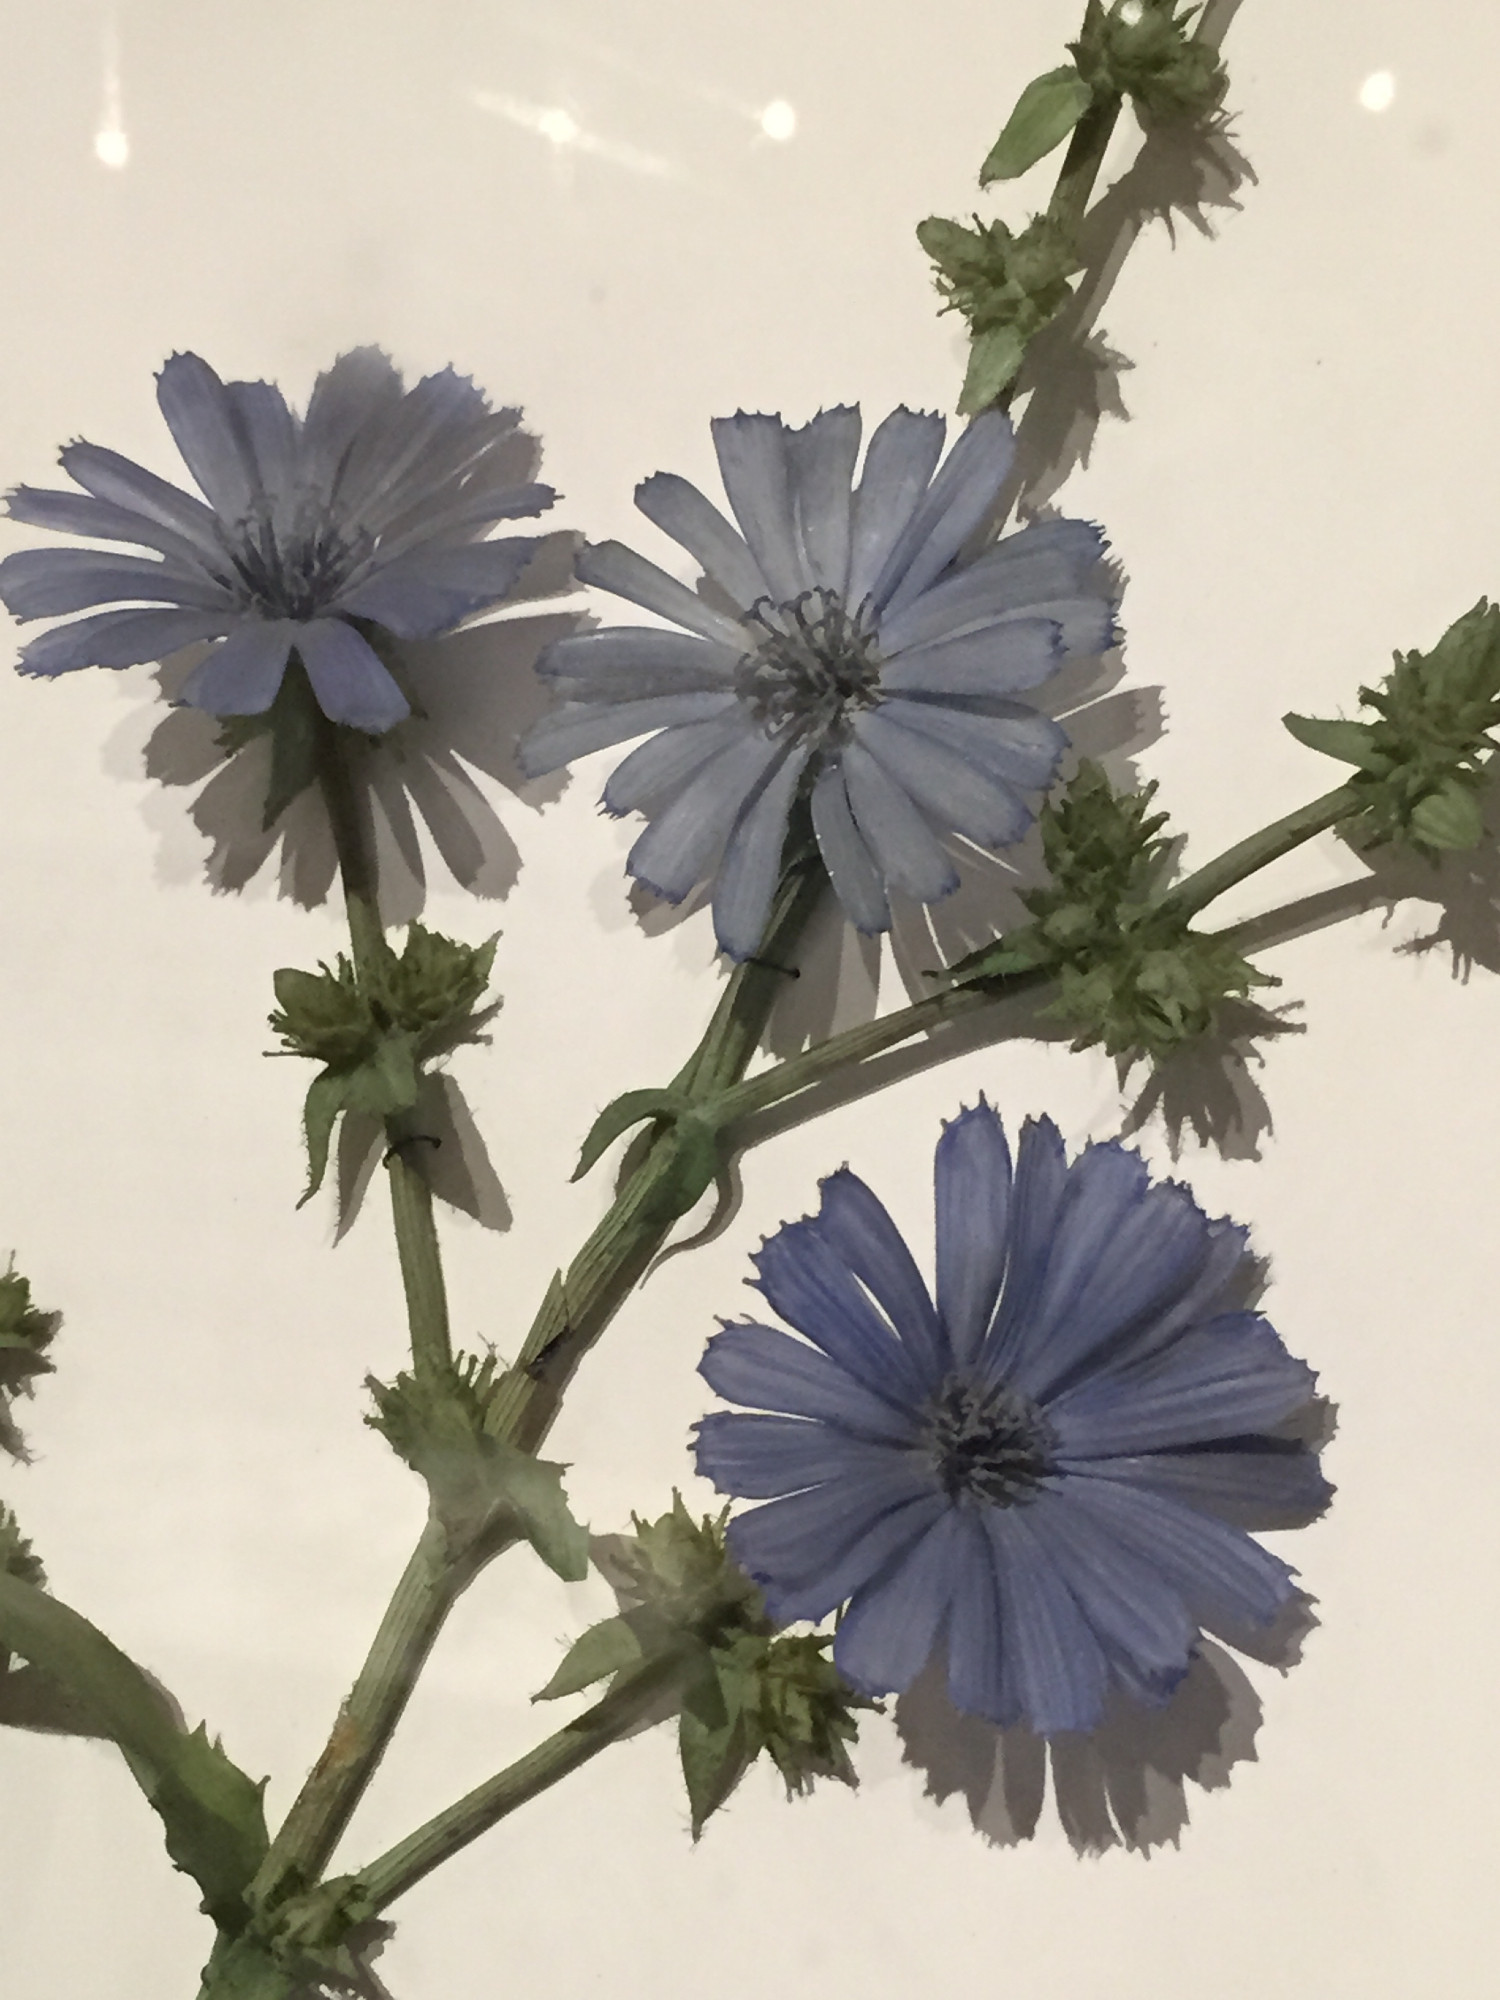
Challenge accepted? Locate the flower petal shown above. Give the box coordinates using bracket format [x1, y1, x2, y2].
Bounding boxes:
[1020, 1486, 1196, 1708]
[872, 410, 1015, 617]
[300, 347, 405, 505]
[944, 1510, 1015, 1724]
[0, 547, 228, 619]
[846, 408, 946, 609]
[633, 472, 766, 610]
[154, 352, 259, 523]
[711, 738, 813, 959]
[1063, 1444, 1333, 1531]
[809, 760, 891, 935]
[226, 377, 300, 503]
[539, 628, 741, 701]
[983, 1504, 1109, 1734]
[58, 442, 222, 559]
[811, 1167, 945, 1384]
[602, 713, 751, 817]
[336, 538, 538, 637]
[6, 483, 219, 569]
[840, 737, 959, 902]
[1046, 1311, 1318, 1457]
[880, 700, 1067, 793]
[16, 606, 235, 676]
[854, 707, 1032, 850]
[711, 412, 807, 604]
[575, 539, 746, 646]
[834, 1507, 968, 1695]
[295, 618, 410, 732]
[693, 1411, 898, 1498]
[877, 516, 1109, 655]
[698, 1320, 921, 1441]
[1011, 1153, 1222, 1403]
[934, 1101, 1013, 1367]
[752, 1218, 928, 1406]
[178, 620, 297, 715]
[880, 616, 1063, 698]
[728, 1471, 946, 1625]
[626, 726, 784, 903]
[787, 406, 861, 597]
[1058, 1473, 1299, 1633]
[981, 1115, 1071, 1379]
[518, 692, 738, 775]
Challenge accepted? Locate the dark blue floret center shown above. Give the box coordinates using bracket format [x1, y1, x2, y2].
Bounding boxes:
[918, 1374, 1052, 1507]
[216, 508, 371, 620]
[737, 588, 882, 745]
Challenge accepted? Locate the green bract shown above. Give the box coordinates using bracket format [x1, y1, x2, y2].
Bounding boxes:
[1073, 0, 1226, 125]
[269, 923, 499, 1201]
[948, 763, 1275, 1066]
[0, 1263, 59, 1463]
[978, 65, 1094, 183]
[1284, 599, 1500, 857]
[535, 1499, 872, 1835]
[916, 212, 1080, 411]
[366, 1351, 590, 1580]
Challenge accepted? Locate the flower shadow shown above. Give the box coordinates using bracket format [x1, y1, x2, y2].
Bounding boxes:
[134, 535, 583, 923]
[896, 1590, 1315, 1855]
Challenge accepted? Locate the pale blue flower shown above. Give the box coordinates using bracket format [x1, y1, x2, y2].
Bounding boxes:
[694, 1103, 1330, 1734]
[520, 406, 1114, 958]
[0, 350, 554, 733]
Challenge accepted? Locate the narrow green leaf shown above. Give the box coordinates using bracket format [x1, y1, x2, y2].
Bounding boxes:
[679, 1691, 754, 1838]
[533, 1615, 647, 1701]
[1282, 712, 1387, 772]
[979, 67, 1092, 184]
[645, 1113, 722, 1224]
[957, 323, 1027, 414]
[1411, 778, 1484, 850]
[915, 215, 985, 267]
[572, 1088, 688, 1183]
[0, 1572, 268, 1925]
[475, 1434, 591, 1582]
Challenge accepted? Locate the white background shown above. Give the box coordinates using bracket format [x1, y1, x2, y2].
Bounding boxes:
[2, 3, 1498, 1995]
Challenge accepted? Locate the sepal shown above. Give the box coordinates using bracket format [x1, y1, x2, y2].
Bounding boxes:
[366, 1352, 589, 1578]
[1072, 1, 1227, 126]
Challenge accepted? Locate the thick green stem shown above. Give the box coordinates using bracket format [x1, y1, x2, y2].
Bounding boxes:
[384, 1137, 454, 1378]
[251, 1517, 463, 1911]
[1156, 783, 1364, 924]
[356, 1649, 691, 1915]
[1046, 88, 1125, 239]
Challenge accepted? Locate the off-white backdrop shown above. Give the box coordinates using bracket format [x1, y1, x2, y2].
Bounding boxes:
[2, 3, 1497, 1996]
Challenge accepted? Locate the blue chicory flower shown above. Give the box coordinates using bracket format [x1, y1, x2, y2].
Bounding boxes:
[0, 350, 555, 733]
[519, 406, 1115, 960]
[693, 1102, 1330, 1734]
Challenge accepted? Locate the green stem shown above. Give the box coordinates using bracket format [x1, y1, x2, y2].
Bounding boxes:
[1156, 783, 1364, 923]
[356, 1650, 691, 1915]
[250, 1517, 464, 1911]
[1045, 87, 1124, 239]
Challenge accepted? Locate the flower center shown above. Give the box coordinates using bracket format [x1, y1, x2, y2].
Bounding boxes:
[217, 501, 373, 621]
[736, 589, 882, 744]
[918, 1375, 1053, 1507]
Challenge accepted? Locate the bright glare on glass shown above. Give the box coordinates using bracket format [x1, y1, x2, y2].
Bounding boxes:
[759, 99, 797, 142]
[1358, 70, 1396, 113]
[1119, 1, 1144, 22]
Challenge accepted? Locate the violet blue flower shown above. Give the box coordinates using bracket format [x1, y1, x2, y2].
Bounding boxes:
[694, 1103, 1330, 1734]
[519, 406, 1115, 960]
[0, 350, 554, 733]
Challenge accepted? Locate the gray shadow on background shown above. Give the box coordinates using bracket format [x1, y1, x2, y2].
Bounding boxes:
[896, 1589, 1317, 1855]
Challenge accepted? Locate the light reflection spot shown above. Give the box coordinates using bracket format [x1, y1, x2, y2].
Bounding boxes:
[760, 99, 796, 142]
[537, 107, 582, 146]
[94, 126, 129, 169]
[1358, 70, 1396, 113]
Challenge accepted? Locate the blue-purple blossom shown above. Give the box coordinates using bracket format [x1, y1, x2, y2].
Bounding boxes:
[694, 1103, 1330, 1735]
[519, 407, 1115, 960]
[0, 350, 555, 733]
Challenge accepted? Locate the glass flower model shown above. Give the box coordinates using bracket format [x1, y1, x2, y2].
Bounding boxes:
[0, 349, 554, 734]
[694, 1103, 1330, 1734]
[520, 406, 1115, 960]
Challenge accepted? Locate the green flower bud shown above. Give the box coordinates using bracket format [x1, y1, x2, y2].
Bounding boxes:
[1073, 1, 1227, 126]
[917, 212, 1080, 411]
[0, 1264, 59, 1463]
[1285, 599, 1500, 857]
